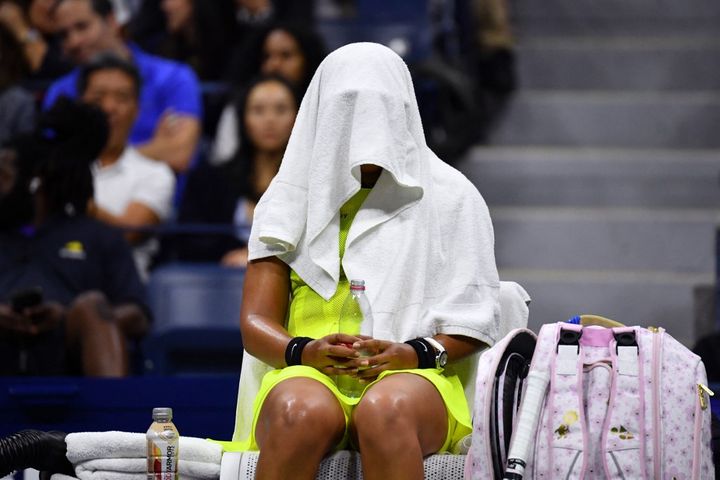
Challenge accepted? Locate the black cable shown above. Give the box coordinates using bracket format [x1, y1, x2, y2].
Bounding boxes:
[0, 430, 75, 477]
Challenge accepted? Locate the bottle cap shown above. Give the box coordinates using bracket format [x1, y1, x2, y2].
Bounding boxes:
[152, 407, 173, 421]
[349, 279, 365, 290]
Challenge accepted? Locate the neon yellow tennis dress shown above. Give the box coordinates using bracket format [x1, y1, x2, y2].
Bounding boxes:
[229, 189, 472, 453]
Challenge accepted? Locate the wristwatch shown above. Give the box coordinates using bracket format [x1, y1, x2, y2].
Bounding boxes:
[423, 337, 448, 370]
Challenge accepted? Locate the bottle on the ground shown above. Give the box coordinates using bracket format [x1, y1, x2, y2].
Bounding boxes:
[146, 407, 179, 480]
[335, 279, 374, 397]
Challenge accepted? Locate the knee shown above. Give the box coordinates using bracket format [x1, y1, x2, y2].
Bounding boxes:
[67, 291, 110, 321]
[353, 388, 415, 439]
[66, 291, 117, 333]
[263, 388, 342, 437]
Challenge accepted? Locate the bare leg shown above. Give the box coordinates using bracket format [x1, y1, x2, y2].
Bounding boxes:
[351, 374, 448, 480]
[65, 291, 127, 377]
[255, 377, 346, 480]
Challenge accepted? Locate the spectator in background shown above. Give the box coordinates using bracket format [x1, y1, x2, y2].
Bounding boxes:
[232, 0, 315, 52]
[231, 23, 325, 96]
[43, 0, 202, 175]
[0, 21, 35, 143]
[0, 0, 73, 81]
[0, 98, 149, 377]
[471, 0, 516, 96]
[234, 0, 315, 27]
[80, 54, 175, 279]
[213, 23, 324, 164]
[126, 0, 166, 52]
[174, 75, 298, 267]
[158, 0, 236, 81]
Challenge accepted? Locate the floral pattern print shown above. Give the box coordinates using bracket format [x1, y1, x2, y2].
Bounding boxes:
[609, 425, 634, 440]
[527, 324, 711, 479]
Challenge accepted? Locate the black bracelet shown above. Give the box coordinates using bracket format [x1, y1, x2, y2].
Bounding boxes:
[404, 338, 436, 369]
[285, 336, 314, 366]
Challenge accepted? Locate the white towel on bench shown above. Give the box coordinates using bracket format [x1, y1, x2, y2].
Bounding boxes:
[62, 431, 221, 480]
[74, 458, 219, 479]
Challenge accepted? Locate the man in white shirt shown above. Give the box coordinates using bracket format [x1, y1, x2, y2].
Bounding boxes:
[80, 53, 175, 278]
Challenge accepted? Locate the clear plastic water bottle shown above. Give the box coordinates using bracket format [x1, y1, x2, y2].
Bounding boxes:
[335, 279, 374, 397]
[146, 407, 179, 480]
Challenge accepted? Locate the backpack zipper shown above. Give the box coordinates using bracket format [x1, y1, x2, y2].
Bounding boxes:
[697, 383, 714, 410]
[694, 383, 713, 478]
[648, 326, 662, 479]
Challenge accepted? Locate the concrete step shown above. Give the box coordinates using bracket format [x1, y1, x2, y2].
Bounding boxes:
[516, 37, 720, 91]
[488, 91, 720, 148]
[510, 0, 720, 19]
[502, 268, 709, 346]
[509, 0, 720, 36]
[459, 147, 720, 208]
[509, 0, 720, 20]
[491, 207, 718, 273]
[514, 18, 720, 37]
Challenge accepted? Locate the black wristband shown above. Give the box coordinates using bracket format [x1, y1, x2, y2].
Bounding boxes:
[404, 338, 435, 369]
[285, 336, 313, 366]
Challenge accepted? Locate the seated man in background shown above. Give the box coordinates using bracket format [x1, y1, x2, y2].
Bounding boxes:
[42, 0, 202, 175]
[0, 98, 149, 377]
[80, 53, 175, 279]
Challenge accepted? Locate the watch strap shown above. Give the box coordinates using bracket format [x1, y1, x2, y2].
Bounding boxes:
[423, 337, 447, 369]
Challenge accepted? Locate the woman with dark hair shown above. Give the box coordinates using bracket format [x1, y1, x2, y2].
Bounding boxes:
[230, 22, 326, 94]
[0, 21, 34, 144]
[0, 0, 72, 81]
[212, 23, 325, 164]
[174, 75, 299, 267]
[157, 0, 237, 81]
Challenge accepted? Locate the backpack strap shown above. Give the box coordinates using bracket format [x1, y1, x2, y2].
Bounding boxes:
[602, 328, 647, 479]
[546, 323, 588, 479]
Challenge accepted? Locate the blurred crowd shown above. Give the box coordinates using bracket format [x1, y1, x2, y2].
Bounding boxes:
[0, 0, 514, 376]
[0, 0, 516, 275]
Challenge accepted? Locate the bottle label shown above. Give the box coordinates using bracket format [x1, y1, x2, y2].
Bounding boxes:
[147, 457, 177, 480]
[147, 423, 178, 479]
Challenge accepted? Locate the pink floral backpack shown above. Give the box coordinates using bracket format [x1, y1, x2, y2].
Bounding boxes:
[466, 317, 716, 480]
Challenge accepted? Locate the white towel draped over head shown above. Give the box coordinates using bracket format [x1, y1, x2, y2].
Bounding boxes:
[249, 42, 427, 299]
[236, 42, 505, 444]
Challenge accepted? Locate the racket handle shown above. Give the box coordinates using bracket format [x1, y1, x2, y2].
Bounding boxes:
[503, 370, 550, 479]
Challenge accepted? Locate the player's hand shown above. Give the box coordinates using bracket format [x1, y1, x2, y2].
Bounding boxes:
[352, 339, 419, 382]
[300, 333, 364, 375]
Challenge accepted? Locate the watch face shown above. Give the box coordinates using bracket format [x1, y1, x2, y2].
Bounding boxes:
[438, 351, 448, 368]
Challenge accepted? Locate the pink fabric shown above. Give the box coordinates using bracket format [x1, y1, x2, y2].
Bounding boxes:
[584, 362, 612, 476]
[658, 332, 708, 479]
[465, 328, 536, 480]
[514, 322, 713, 480]
[580, 327, 614, 347]
[465, 338, 502, 479]
[526, 323, 558, 479]
[602, 331, 645, 479]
